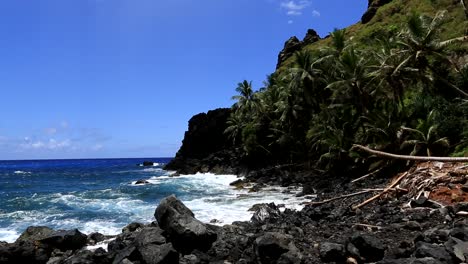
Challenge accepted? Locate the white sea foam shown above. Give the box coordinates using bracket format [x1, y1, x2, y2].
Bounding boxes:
[1, 171, 310, 243]
[149, 172, 308, 225]
[0, 229, 20, 243]
[14, 170, 31, 174]
[86, 238, 116, 251]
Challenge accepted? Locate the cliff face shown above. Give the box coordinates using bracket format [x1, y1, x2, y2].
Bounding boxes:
[165, 108, 241, 174]
[176, 108, 232, 159]
[361, 0, 393, 24]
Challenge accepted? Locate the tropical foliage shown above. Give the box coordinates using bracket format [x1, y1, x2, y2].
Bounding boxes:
[226, 7, 468, 175]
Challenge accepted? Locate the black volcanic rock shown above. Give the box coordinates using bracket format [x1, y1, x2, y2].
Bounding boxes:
[303, 29, 320, 45]
[361, 0, 393, 24]
[276, 29, 321, 69]
[164, 108, 237, 174]
[276, 36, 302, 69]
[39, 229, 87, 251]
[154, 195, 217, 254]
[174, 108, 232, 159]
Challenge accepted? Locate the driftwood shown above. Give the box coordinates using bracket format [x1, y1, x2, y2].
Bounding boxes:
[303, 190, 377, 206]
[352, 172, 409, 210]
[351, 168, 383, 183]
[353, 223, 382, 230]
[353, 145, 468, 162]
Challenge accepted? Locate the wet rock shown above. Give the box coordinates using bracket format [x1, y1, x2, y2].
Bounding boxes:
[251, 203, 281, 225]
[319, 242, 345, 262]
[40, 229, 87, 251]
[135, 179, 150, 185]
[122, 222, 144, 233]
[142, 161, 154, 166]
[16, 226, 55, 243]
[414, 241, 453, 263]
[348, 233, 386, 262]
[155, 195, 217, 253]
[229, 179, 244, 187]
[88, 232, 106, 245]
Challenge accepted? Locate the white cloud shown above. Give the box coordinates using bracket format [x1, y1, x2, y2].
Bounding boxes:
[312, 9, 320, 17]
[20, 138, 71, 150]
[288, 20, 294, 24]
[280, 0, 310, 16]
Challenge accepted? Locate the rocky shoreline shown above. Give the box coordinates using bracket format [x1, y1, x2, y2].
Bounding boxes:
[1, 161, 468, 263]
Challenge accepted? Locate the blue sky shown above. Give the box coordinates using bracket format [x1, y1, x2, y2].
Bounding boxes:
[0, 0, 367, 160]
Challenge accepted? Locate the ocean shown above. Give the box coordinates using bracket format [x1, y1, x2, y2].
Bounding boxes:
[0, 158, 306, 243]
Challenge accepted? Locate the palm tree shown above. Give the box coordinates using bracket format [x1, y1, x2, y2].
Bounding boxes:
[399, 110, 450, 156]
[224, 114, 244, 145]
[326, 46, 372, 114]
[232, 80, 256, 110]
[393, 11, 468, 97]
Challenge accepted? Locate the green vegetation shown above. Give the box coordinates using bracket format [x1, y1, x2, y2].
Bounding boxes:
[226, 2, 468, 175]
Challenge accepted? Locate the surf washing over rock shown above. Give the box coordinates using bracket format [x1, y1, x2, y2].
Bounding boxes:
[0, 159, 307, 244]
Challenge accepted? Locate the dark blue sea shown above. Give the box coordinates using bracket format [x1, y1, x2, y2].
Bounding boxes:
[0, 158, 306, 243]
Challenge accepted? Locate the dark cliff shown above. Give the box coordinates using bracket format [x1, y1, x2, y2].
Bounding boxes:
[164, 108, 242, 174]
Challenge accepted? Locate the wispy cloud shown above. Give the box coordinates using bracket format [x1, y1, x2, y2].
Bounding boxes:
[312, 9, 320, 17]
[280, 0, 310, 16]
[20, 138, 71, 150]
[288, 20, 294, 24]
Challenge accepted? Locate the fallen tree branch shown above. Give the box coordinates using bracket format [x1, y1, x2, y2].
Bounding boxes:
[353, 145, 468, 162]
[304, 190, 378, 206]
[353, 223, 382, 230]
[352, 172, 409, 210]
[351, 168, 383, 183]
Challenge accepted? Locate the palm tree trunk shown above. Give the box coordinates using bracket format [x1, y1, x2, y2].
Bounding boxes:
[461, 0, 468, 19]
[353, 144, 468, 161]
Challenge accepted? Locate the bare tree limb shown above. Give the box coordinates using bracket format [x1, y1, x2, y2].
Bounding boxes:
[304, 190, 379, 206]
[352, 172, 409, 210]
[461, 0, 468, 19]
[351, 168, 383, 183]
[353, 144, 468, 162]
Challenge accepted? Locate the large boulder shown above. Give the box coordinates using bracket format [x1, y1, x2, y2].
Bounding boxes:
[16, 226, 55, 243]
[154, 195, 217, 254]
[254, 232, 302, 264]
[39, 229, 87, 251]
[250, 203, 281, 225]
[348, 233, 386, 262]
